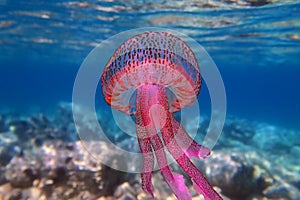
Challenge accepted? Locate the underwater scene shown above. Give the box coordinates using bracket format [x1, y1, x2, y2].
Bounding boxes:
[0, 0, 300, 199]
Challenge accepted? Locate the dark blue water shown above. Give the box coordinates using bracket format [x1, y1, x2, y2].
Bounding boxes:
[0, 0, 299, 129]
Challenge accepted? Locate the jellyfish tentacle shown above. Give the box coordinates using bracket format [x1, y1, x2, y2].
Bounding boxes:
[162, 117, 223, 200]
[171, 116, 211, 159]
[148, 126, 192, 200]
[137, 84, 191, 200]
[155, 87, 223, 200]
[136, 91, 155, 197]
[137, 137, 155, 197]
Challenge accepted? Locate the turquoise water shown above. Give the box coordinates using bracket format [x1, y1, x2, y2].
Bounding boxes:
[0, 1, 300, 199]
[0, 0, 299, 131]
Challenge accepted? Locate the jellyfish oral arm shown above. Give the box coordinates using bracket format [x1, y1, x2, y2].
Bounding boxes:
[171, 116, 211, 159]
[135, 84, 223, 200]
[136, 84, 191, 200]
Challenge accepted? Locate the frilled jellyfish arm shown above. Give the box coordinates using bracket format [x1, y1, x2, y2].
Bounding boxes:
[136, 132, 155, 197]
[136, 85, 191, 200]
[163, 117, 223, 200]
[171, 116, 211, 159]
[161, 109, 223, 199]
[135, 84, 223, 200]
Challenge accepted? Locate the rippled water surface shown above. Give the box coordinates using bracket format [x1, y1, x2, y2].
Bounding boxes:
[0, 0, 300, 129]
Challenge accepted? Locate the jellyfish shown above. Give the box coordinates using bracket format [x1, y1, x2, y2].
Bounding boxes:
[101, 31, 223, 200]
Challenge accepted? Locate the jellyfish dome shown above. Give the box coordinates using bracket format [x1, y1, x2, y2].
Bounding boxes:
[101, 31, 201, 115]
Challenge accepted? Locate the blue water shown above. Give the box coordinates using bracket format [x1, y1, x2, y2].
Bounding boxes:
[0, 0, 300, 130]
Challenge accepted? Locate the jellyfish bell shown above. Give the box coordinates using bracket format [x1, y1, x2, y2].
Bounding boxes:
[101, 31, 201, 116]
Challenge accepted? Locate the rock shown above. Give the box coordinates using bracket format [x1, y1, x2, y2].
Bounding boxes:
[0, 167, 7, 185]
[210, 116, 258, 150]
[191, 187, 230, 200]
[81, 142, 129, 196]
[203, 152, 256, 198]
[114, 182, 137, 200]
[29, 112, 77, 142]
[5, 156, 40, 188]
[56, 102, 73, 123]
[8, 120, 33, 140]
[0, 131, 20, 166]
[132, 169, 181, 200]
[0, 183, 47, 200]
[97, 196, 115, 200]
[263, 184, 300, 200]
[0, 114, 7, 132]
[0, 183, 12, 200]
[3, 105, 78, 145]
[222, 118, 255, 144]
[290, 146, 300, 159]
[252, 125, 291, 154]
[8, 188, 22, 200]
[3, 140, 131, 199]
[27, 114, 51, 130]
[201, 150, 300, 199]
[38, 141, 108, 196]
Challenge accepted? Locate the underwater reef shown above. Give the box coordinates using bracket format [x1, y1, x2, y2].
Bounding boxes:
[0, 103, 299, 200]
